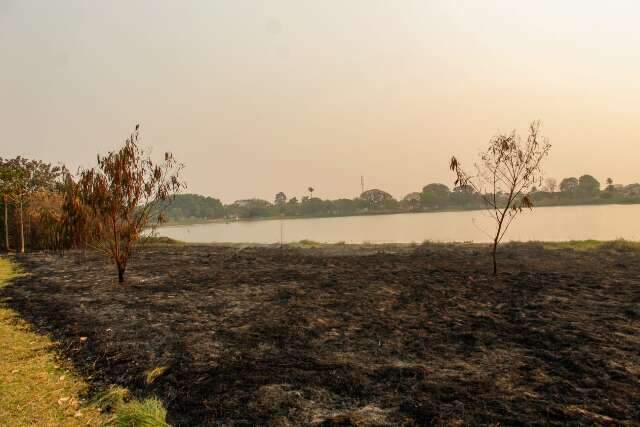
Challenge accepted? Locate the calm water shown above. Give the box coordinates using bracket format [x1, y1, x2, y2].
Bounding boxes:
[156, 204, 640, 244]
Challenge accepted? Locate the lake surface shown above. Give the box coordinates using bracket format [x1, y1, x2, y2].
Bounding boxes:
[156, 204, 640, 244]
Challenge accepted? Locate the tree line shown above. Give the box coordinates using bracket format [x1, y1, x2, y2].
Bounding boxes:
[159, 175, 640, 223]
[0, 157, 65, 253]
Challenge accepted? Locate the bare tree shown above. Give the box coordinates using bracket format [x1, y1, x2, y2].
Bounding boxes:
[450, 121, 551, 274]
[76, 125, 185, 282]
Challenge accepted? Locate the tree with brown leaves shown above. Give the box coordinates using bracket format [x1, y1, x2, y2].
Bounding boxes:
[77, 125, 185, 282]
[60, 172, 99, 254]
[450, 121, 551, 274]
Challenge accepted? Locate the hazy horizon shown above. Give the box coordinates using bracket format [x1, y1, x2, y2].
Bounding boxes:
[2, 1, 639, 203]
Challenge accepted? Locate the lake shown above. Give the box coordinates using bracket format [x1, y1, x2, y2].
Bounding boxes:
[156, 204, 640, 244]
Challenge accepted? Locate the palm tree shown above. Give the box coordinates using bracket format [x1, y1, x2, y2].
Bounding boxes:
[308, 187, 314, 198]
[606, 177, 614, 192]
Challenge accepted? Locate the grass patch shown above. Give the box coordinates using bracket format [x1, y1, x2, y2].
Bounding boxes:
[92, 385, 131, 412]
[541, 240, 605, 251]
[0, 257, 104, 426]
[92, 386, 171, 426]
[599, 239, 640, 252]
[111, 397, 170, 427]
[145, 366, 169, 385]
[292, 239, 322, 248]
[138, 236, 183, 246]
[541, 239, 640, 252]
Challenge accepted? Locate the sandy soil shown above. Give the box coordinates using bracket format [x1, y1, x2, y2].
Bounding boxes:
[2, 242, 640, 426]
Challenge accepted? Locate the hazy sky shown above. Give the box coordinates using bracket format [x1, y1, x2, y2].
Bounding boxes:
[2, 1, 639, 202]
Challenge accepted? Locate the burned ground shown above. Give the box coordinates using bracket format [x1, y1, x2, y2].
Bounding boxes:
[2, 242, 640, 426]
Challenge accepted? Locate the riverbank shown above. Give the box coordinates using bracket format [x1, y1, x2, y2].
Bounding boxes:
[2, 241, 640, 425]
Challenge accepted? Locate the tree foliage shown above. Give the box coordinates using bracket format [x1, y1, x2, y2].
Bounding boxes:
[0, 157, 63, 252]
[559, 177, 578, 193]
[421, 183, 450, 208]
[274, 192, 287, 207]
[578, 174, 600, 196]
[360, 189, 396, 209]
[154, 194, 223, 221]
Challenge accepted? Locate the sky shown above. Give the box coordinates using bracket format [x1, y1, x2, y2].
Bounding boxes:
[1, 1, 639, 203]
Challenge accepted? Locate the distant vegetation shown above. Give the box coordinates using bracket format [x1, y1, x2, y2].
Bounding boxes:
[155, 194, 224, 221]
[159, 174, 640, 223]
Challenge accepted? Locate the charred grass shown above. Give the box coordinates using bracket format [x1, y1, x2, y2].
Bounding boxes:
[2, 242, 640, 426]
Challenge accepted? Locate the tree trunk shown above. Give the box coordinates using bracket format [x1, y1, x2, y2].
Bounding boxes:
[492, 239, 498, 275]
[3, 194, 8, 252]
[19, 200, 24, 254]
[117, 263, 125, 283]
